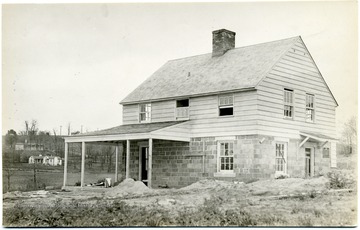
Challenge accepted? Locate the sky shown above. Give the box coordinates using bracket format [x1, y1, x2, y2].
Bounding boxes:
[2, 2, 358, 136]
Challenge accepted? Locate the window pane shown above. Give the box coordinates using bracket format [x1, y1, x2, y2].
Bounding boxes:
[275, 143, 286, 172]
[306, 109, 314, 122]
[140, 105, 146, 112]
[219, 107, 233, 116]
[176, 99, 189, 107]
[219, 95, 233, 106]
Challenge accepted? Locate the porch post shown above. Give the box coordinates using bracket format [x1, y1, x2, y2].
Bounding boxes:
[62, 142, 68, 188]
[81, 142, 86, 187]
[115, 145, 119, 182]
[126, 140, 130, 179]
[148, 138, 153, 188]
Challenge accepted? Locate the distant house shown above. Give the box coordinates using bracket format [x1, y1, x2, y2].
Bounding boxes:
[43, 156, 62, 166]
[29, 155, 44, 164]
[16, 142, 44, 151]
[29, 155, 62, 166]
[63, 29, 338, 189]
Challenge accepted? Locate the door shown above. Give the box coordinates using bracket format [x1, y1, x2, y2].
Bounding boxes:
[141, 147, 148, 186]
[305, 148, 311, 177]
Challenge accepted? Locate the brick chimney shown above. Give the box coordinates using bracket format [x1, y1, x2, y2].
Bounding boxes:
[212, 29, 236, 57]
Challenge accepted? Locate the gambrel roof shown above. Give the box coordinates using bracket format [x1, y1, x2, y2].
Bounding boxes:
[121, 36, 300, 104]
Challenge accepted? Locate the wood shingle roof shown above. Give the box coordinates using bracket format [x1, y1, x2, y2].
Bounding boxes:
[121, 36, 300, 104]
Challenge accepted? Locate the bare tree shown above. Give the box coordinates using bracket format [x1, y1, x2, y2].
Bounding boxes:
[24, 119, 39, 144]
[341, 116, 357, 155]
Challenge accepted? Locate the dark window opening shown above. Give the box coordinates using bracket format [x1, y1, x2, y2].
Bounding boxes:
[219, 107, 233, 116]
[176, 99, 189, 107]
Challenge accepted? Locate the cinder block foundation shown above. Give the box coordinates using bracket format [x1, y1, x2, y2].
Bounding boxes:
[120, 135, 332, 188]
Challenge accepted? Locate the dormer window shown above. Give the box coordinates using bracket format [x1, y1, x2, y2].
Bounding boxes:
[176, 99, 189, 119]
[139, 103, 151, 122]
[284, 89, 294, 119]
[219, 95, 234, 116]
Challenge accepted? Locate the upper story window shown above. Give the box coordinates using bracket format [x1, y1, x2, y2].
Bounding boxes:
[219, 95, 234, 116]
[139, 103, 151, 122]
[176, 99, 189, 119]
[306, 94, 315, 122]
[283, 89, 294, 119]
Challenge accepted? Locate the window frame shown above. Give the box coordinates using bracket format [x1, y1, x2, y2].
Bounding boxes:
[283, 89, 294, 119]
[218, 94, 234, 117]
[322, 147, 330, 158]
[305, 93, 315, 123]
[175, 98, 190, 120]
[139, 103, 152, 123]
[275, 142, 287, 173]
[217, 141, 235, 173]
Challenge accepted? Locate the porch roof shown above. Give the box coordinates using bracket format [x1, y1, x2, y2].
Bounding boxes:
[300, 132, 337, 142]
[64, 121, 191, 143]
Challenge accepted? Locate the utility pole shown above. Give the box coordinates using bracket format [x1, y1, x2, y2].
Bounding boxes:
[60, 126, 62, 136]
[81, 125, 83, 134]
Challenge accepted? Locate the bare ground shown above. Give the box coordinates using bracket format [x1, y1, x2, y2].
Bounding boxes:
[2, 176, 357, 227]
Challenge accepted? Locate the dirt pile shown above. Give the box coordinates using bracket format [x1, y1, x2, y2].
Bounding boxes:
[248, 176, 329, 196]
[180, 179, 244, 191]
[106, 178, 150, 197]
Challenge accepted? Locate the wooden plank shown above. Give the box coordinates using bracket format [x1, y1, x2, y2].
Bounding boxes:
[148, 138, 153, 188]
[62, 142, 68, 188]
[257, 119, 336, 134]
[273, 64, 319, 78]
[276, 62, 320, 77]
[284, 53, 314, 65]
[126, 140, 130, 179]
[270, 69, 321, 87]
[191, 129, 258, 137]
[115, 145, 119, 182]
[81, 142, 85, 187]
[264, 75, 328, 93]
[280, 58, 318, 72]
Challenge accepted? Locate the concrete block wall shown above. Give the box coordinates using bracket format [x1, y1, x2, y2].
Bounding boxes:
[117, 135, 332, 188]
[191, 135, 276, 182]
[151, 139, 192, 188]
[314, 145, 331, 176]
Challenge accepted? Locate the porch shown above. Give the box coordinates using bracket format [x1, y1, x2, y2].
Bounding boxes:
[62, 121, 191, 189]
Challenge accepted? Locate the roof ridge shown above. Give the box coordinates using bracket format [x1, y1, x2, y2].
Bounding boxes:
[168, 36, 301, 62]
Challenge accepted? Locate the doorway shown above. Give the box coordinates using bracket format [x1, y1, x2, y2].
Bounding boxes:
[140, 146, 149, 186]
[305, 148, 313, 177]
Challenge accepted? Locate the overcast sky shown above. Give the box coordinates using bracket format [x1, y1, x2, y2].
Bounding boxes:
[2, 2, 358, 135]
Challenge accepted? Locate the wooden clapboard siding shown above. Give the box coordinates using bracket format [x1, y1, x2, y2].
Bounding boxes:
[152, 100, 175, 122]
[190, 91, 258, 137]
[122, 104, 138, 124]
[123, 100, 175, 124]
[256, 39, 336, 138]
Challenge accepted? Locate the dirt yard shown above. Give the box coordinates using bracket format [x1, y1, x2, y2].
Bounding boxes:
[2, 173, 357, 227]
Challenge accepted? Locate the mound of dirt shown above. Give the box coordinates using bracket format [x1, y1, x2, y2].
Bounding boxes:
[106, 178, 150, 197]
[248, 176, 329, 196]
[180, 179, 244, 191]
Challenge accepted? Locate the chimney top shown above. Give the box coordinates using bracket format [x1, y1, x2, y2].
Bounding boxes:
[212, 29, 236, 57]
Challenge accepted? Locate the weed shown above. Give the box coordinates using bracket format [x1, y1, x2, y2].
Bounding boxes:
[291, 205, 301, 214]
[309, 190, 317, 198]
[327, 170, 356, 189]
[314, 209, 322, 217]
[298, 215, 313, 226]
